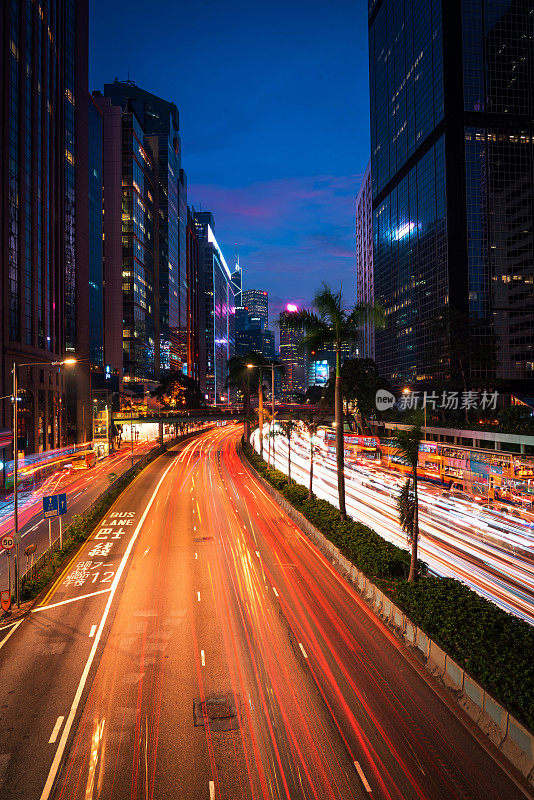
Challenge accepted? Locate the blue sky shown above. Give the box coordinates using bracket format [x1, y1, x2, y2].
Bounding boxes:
[90, 0, 371, 325]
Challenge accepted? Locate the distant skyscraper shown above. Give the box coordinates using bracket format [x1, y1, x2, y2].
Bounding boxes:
[186, 207, 200, 381]
[242, 290, 269, 328]
[355, 161, 374, 361]
[194, 211, 235, 403]
[231, 254, 242, 308]
[280, 305, 307, 396]
[369, 0, 534, 385]
[1, 0, 91, 454]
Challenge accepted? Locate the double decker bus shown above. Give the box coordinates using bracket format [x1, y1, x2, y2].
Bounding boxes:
[380, 438, 534, 504]
[318, 428, 381, 462]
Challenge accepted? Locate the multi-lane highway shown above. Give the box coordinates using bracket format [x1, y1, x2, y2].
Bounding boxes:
[255, 427, 534, 624]
[0, 437, 166, 591]
[0, 425, 530, 800]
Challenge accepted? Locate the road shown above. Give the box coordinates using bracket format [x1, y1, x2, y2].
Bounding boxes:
[0, 425, 530, 800]
[0, 437, 164, 591]
[256, 429, 534, 624]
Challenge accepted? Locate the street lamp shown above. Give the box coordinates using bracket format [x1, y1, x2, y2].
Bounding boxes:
[12, 357, 77, 607]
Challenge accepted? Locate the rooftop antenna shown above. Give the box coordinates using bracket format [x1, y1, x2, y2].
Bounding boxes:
[234, 244, 240, 268]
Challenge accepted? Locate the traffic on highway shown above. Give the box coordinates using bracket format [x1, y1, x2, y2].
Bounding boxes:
[0, 425, 531, 800]
[253, 425, 534, 624]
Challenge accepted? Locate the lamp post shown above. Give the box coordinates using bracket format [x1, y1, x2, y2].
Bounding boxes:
[12, 357, 76, 606]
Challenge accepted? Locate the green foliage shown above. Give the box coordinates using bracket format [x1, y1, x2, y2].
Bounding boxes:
[396, 578, 534, 730]
[151, 369, 204, 408]
[243, 439, 534, 731]
[322, 358, 392, 419]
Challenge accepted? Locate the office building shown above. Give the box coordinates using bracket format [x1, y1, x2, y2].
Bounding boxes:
[88, 97, 104, 370]
[0, 0, 91, 455]
[103, 81, 190, 377]
[231, 255, 242, 309]
[280, 305, 307, 396]
[355, 160, 374, 360]
[235, 328, 275, 361]
[194, 211, 235, 403]
[242, 289, 268, 329]
[369, 0, 534, 385]
[186, 206, 200, 381]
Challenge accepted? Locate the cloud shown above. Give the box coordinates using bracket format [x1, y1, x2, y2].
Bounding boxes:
[188, 172, 365, 312]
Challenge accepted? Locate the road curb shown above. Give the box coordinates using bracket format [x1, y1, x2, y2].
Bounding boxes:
[237, 443, 534, 789]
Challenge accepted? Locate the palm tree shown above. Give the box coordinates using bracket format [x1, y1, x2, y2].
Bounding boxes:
[393, 424, 423, 582]
[281, 284, 384, 518]
[279, 418, 298, 484]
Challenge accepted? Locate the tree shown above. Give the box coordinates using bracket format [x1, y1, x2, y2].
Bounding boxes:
[393, 424, 423, 582]
[151, 370, 204, 408]
[281, 284, 384, 518]
[278, 418, 298, 484]
[227, 354, 255, 441]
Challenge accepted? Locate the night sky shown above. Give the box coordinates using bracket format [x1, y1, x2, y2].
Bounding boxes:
[90, 0, 370, 326]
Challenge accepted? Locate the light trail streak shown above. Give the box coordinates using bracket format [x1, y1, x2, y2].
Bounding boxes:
[254, 429, 534, 624]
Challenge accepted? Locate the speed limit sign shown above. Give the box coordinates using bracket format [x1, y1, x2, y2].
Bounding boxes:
[1, 534, 14, 551]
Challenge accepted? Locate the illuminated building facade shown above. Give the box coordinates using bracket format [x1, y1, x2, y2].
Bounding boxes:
[0, 0, 91, 455]
[355, 160, 374, 360]
[280, 305, 307, 396]
[194, 211, 235, 403]
[242, 289, 268, 329]
[369, 0, 533, 385]
[186, 206, 200, 381]
[103, 81, 189, 377]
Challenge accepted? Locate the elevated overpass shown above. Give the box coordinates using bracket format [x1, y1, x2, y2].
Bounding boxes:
[111, 404, 328, 425]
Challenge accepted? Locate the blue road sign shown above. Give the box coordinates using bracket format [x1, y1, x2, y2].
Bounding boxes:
[43, 495, 59, 518]
[58, 493, 67, 516]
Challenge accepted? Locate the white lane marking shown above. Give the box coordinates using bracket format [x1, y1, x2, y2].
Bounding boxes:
[255, 550, 260, 558]
[201, 649, 205, 667]
[194, 526, 196, 531]
[272, 586, 279, 597]
[48, 717, 64, 744]
[39, 453, 178, 800]
[32, 588, 112, 613]
[0, 620, 23, 650]
[143, 547, 150, 557]
[71, 491, 83, 500]
[299, 643, 308, 659]
[197, 591, 201, 602]
[354, 761, 372, 792]
[209, 780, 215, 800]
[194, 553, 198, 560]
[89, 625, 97, 638]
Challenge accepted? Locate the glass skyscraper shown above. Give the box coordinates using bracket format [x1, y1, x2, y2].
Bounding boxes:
[103, 82, 188, 377]
[194, 212, 235, 404]
[369, 0, 533, 385]
[1, 0, 91, 453]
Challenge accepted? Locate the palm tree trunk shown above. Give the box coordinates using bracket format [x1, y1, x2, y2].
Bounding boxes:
[308, 434, 314, 500]
[335, 347, 346, 518]
[258, 371, 264, 459]
[287, 432, 291, 484]
[244, 376, 251, 442]
[409, 467, 419, 582]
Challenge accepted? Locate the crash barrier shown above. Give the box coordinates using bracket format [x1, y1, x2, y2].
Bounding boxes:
[238, 444, 534, 786]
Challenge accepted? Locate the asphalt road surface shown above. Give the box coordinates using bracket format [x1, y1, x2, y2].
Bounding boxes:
[0, 426, 531, 800]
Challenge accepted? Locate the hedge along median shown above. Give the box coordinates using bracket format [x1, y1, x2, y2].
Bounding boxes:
[19, 430, 210, 603]
[242, 440, 534, 738]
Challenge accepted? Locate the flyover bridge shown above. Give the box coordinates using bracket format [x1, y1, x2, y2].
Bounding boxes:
[111, 404, 325, 425]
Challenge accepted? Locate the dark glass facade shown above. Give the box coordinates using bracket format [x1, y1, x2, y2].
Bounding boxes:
[369, 0, 533, 385]
[1, 0, 90, 454]
[88, 97, 104, 367]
